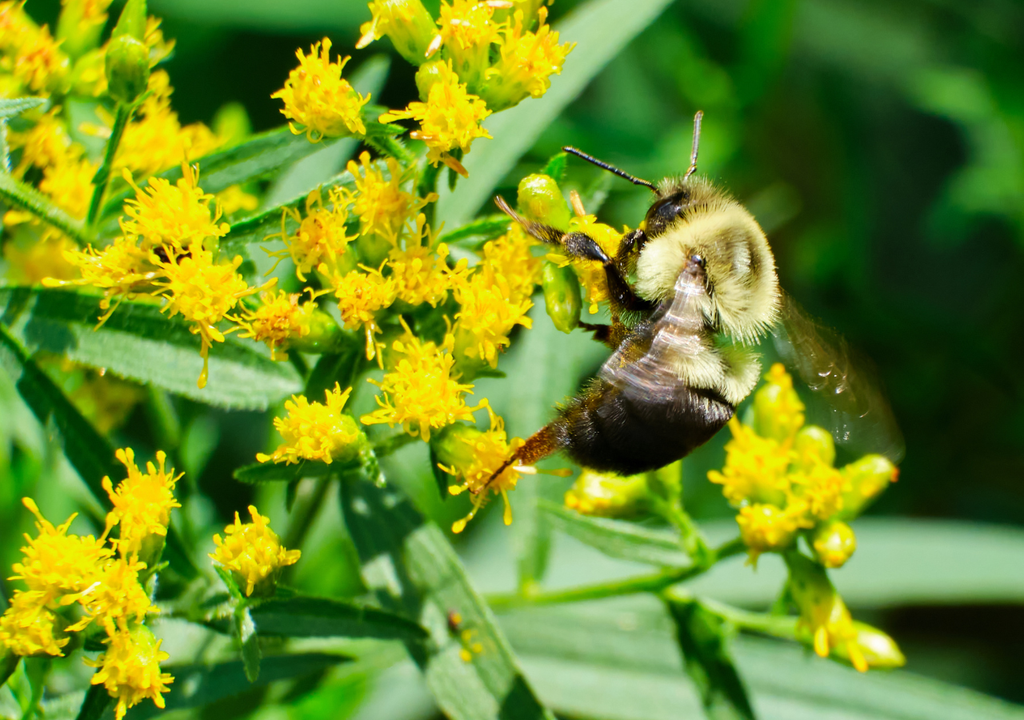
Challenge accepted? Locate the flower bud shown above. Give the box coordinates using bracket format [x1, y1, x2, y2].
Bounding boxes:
[432, 421, 484, 473]
[491, 0, 545, 26]
[541, 262, 581, 334]
[792, 424, 835, 470]
[646, 460, 682, 505]
[811, 519, 857, 568]
[415, 59, 448, 101]
[839, 622, 905, 669]
[105, 35, 149, 104]
[517, 173, 571, 229]
[564, 469, 649, 518]
[839, 455, 897, 520]
[752, 363, 805, 442]
[286, 309, 346, 354]
[358, 0, 439, 67]
[213, 102, 252, 147]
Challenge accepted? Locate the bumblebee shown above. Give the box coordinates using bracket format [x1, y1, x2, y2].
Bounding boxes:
[489, 112, 903, 483]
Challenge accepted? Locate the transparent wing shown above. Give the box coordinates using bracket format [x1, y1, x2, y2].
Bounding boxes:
[772, 292, 905, 463]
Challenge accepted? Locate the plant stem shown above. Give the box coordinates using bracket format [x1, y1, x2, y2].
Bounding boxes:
[417, 159, 440, 227]
[281, 475, 332, 555]
[372, 431, 418, 458]
[486, 536, 746, 611]
[663, 589, 800, 640]
[86, 102, 134, 228]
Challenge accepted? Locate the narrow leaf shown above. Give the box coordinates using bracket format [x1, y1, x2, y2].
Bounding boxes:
[0, 172, 87, 245]
[234, 460, 344, 484]
[236, 606, 261, 682]
[667, 598, 756, 720]
[73, 684, 111, 720]
[540, 500, 692, 568]
[129, 653, 350, 720]
[0, 322, 117, 500]
[249, 596, 428, 642]
[0, 287, 302, 410]
[436, 0, 675, 226]
[0, 97, 47, 121]
[339, 476, 555, 720]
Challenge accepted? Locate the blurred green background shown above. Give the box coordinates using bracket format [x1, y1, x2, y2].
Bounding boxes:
[5, 0, 1024, 714]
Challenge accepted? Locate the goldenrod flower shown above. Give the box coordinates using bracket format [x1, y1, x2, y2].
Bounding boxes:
[390, 242, 461, 308]
[436, 0, 502, 89]
[348, 151, 437, 247]
[39, 154, 97, 219]
[379, 60, 491, 176]
[42, 237, 155, 319]
[232, 289, 320, 360]
[120, 162, 229, 255]
[270, 186, 357, 281]
[0, 590, 68, 657]
[87, 624, 173, 720]
[217, 185, 259, 215]
[735, 503, 810, 564]
[453, 272, 533, 368]
[273, 37, 368, 142]
[436, 404, 526, 532]
[257, 383, 364, 465]
[753, 362, 805, 441]
[66, 556, 153, 635]
[361, 331, 479, 441]
[210, 505, 301, 597]
[329, 264, 397, 362]
[155, 249, 266, 388]
[480, 7, 574, 111]
[11, 21, 69, 94]
[102, 448, 181, 558]
[3, 233, 80, 285]
[564, 469, 649, 518]
[9, 108, 77, 175]
[477, 225, 541, 299]
[708, 418, 791, 506]
[356, 0, 439, 66]
[10, 498, 111, 604]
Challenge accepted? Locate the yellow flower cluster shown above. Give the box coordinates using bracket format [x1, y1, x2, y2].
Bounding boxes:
[257, 384, 365, 465]
[355, 0, 573, 172]
[210, 506, 302, 597]
[0, 447, 181, 720]
[708, 364, 898, 566]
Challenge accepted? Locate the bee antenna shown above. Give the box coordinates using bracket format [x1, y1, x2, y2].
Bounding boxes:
[562, 146, 658, 194]
[683, 110, 703, 181]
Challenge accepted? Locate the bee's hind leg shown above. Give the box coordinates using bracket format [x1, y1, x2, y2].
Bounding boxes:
[479, 422, 566, 494]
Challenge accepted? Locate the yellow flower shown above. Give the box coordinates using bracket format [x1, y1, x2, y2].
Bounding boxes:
[453, 272, 533, 368]
[791, 462, 849, 521]
[65, 556, 153, 635]
[436, 0, 501, 89]
[329, 264, 397, 362]
[119, 162, 229, 255]
[4, 233, 80, 285]
[348, 151, 437, 246]
[257, 383, 364, 465]
[270, 186, 357, 281]
[10, 498, 111, 605]
[753, 363, 805, 442]
[564, 469, 649, 518]
[436, 404, 526, 532]
[155, 248, 266, 388]
[42, 236, 155, 319]
[12, 22, 69, 94]
[232, 289, 320, 360]
[112, 71, 220, 176]
[101, 448, 181, 558]
[9, 108, 77, 175]
[361, 331, 479, 441]
[217, 185, 259, 215]
[39, 154, 97, 219]
[356, 0, 439, 65]
[477, 224, 541, 299]
[210, 505, 301, 597]
[480, 7, 574, 111]
[390, 241, 460, 308]
[707, 418, 792, 507]
[735, 503, 811, 564]
[0, 590, 68, 657]
[379, 59, 491, 176]
[273, 37, 368, 142]
[87, 624, 173, 720]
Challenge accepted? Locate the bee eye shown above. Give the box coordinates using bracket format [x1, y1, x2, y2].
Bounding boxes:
[645, 190, 689, 236]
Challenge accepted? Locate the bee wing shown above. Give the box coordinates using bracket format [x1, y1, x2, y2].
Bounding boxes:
[772, 292, 905, 463]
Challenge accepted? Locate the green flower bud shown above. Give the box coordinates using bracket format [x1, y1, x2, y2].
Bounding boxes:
[358, 0, 439, 67]
[753, 364, 805, 442]
[517, 173, 571, 229]
[213, 102, 252, 147]
[841, 622, 905, 669]
[838, 455, 897, 520]
[793, 424, 835, 470]
[112, 0, 147, 41]
[564, 469, 649, 518]
[433, 422, 484, 472]
[646, 460, 682, 505]
[811, 519, 857, 568]
[286, 310, 347, 354]
[105, 35, 150, 104]
[541, 262, 581, 334]
[415, 60, 448, 102]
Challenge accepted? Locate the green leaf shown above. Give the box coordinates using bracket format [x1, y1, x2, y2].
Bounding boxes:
[129, 652, 350, 720]
[339, 476, 555, 720]
[540, 152, 568, 184]
[234, 459, 344, 484]
[249, 596, 428, 642]
[0, 653, 17, 690]
[235, 606, 261, 682]
[0, 172, 87, 245]
[0, 287, 302, 410]
[689, 518, 1024, 608]
[436, 0, 676, 226]
[0, 322, 117, 500]
[500, 601, 1024, 720]
[148, 0, 366, 32]
[540, 500, 692, 568]
[666, 598, 755, 720]
[436, 215, 510, 248]
[73, 684, 110, 720]
[0, 97, 47, 121]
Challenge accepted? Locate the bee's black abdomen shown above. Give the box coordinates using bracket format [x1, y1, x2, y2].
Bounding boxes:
[553, 379, 734, 476]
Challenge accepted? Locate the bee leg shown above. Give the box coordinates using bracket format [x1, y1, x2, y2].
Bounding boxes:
[580, 318, 634, 350]
[479, 422, 564, 493]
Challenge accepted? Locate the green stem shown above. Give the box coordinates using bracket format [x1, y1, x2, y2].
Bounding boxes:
[0, 173, 89, 246]
[86, 102, 134, 228]
[417, 159, 440, 228]
[0, 651, 18, 690]
[663, 589, 800, 640]
[281, 475, 332, 556]
[372, 431, 418, 458]
[486, 536, 746, 611]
